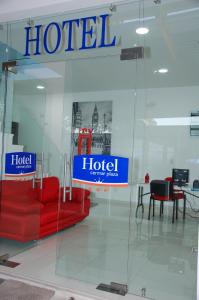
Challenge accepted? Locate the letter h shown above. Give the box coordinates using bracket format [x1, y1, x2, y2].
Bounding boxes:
[24, 25, 42, 56]
[82, 157, 93, 170]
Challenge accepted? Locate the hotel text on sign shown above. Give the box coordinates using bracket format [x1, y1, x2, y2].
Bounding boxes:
[73, 155, 129, 186]
[24, 14, 119, 57]
[5, 152, 36, 176]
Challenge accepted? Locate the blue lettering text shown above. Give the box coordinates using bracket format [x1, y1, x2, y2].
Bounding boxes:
[24, 14, 118, 56]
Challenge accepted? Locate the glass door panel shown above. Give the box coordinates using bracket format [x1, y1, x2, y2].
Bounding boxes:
[55, 50, 137, 287]
[128, 1, 198, 300]
[53, 1, 140, 291]
[0, 64, 46, 258]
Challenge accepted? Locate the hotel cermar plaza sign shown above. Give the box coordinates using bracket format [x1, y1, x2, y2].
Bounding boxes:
[5, 152, 36, 177]
[24, 14, 119, 56]
[73, 155, 129, 187]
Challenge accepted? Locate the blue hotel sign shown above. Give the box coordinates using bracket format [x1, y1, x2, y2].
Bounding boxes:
[5, 152, 36, 176]
[73, 155, 129, 187]
[24, 14, 118, 56]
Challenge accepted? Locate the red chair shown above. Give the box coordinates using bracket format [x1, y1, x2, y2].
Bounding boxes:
[148, 180, 180, 223]
[165, 177, 186, 219]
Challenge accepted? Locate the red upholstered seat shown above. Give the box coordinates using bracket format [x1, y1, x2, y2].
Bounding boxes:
[1, 198, 43, 215]
[40, 202, 58, 226]
[173, 191, 184, 199]
[152, 195, 170, 201]
[0, 177, 90, 242]
[36, 176, 59, 203]
[165, 176, 185, 200]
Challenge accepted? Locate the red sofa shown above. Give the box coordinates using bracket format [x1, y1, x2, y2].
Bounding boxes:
[0, 177, 90, 242]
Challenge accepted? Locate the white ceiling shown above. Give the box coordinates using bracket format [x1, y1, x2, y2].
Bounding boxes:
[0, 0, 186, 23]
[3, 0, 199, 92]
[0, 0, 131, 22]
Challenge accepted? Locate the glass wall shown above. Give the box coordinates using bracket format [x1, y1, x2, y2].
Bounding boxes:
[129, 1, 199, 299]
[0, 1, 198, 300]
[0, 65, 46, 257]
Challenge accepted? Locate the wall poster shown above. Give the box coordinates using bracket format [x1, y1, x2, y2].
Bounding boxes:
[72, 101, 112, 155]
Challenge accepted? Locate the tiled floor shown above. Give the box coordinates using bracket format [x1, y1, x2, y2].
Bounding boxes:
[0, 200, 197, 300]
[0, 238, 36, 257]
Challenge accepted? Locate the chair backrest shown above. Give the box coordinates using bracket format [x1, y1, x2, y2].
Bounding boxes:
[150, 180, 173, 198]
[165, 177, 173, 182]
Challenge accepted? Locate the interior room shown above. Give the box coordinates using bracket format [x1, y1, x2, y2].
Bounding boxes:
[0, 1, 198, 300]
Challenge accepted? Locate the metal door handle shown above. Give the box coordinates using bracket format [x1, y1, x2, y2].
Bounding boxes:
[63, 153, 67, 203]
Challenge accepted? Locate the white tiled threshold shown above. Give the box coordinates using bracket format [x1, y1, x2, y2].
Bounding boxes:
[0, 200, 197, 300]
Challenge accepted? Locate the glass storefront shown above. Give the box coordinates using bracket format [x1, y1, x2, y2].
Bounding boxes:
[0, 1, 198, 299]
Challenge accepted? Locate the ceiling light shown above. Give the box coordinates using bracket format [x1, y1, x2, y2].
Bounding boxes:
[158, 68, 168, 74]
[136, 27, 149, 35]
[143, 117, 199, 127]
[37, 85, 45, 90]
[123, 16, 155, 24]
[167, 7, 199, 17]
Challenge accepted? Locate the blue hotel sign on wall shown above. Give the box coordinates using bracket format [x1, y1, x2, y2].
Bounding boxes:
[5, 152, 36, 177]
[24, 14, 119, 56]
[73, 155, 129, 187]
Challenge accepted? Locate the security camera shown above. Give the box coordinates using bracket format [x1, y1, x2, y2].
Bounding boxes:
[27, 19, 34, 26]
[109, 4, 116, 12]
[154, 0, 161, 4]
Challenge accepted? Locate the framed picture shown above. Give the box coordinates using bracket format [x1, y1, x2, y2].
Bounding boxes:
[190, 111, 199, 136]
[72, 101, 112, 155]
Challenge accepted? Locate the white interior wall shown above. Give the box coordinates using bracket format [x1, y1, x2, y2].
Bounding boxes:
[13, 80, 65, 177]
[4, 74, 14, 134]
[69, 85, 199, 185]
[12, 78, 199, 204]
[13, 93, 45, 153]
[43, 85, 65, 178]
[137, 86, 199, 183]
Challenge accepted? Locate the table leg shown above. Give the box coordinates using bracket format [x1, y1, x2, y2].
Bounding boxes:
[135, 185, 144, 217]
[172, 200, 176, 224]
[141, 186, 144, 214]
[176, 200, 178, 220]
[183, 195, 186, 220]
